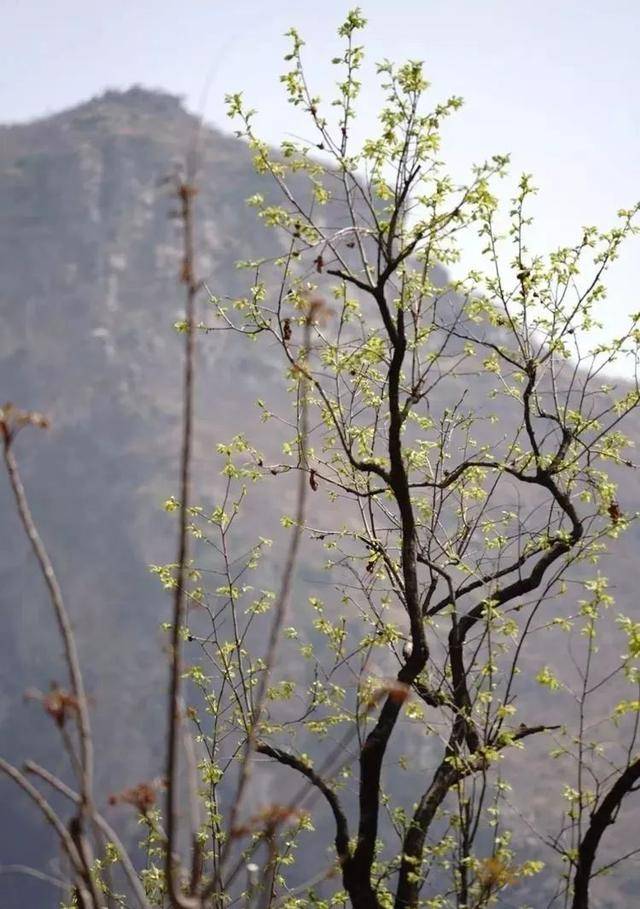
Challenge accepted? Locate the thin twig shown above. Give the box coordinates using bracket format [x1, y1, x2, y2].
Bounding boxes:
[165, 175, 200, 909]
[1, 426, 93, 807]
[24, 761, 151, 909]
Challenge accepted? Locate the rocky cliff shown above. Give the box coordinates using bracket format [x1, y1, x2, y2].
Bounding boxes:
[1, 88, 639, 907]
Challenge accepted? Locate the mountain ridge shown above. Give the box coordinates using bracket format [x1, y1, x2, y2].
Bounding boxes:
[1, 87, 639, 908]
[0, 87, 281, 908]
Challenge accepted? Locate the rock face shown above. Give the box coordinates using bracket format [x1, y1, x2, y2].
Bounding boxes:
[0, 88, 288, 908]
[1, 88, 640, 908]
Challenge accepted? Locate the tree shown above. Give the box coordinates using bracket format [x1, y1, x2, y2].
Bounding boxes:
[2, 9, 640, 909]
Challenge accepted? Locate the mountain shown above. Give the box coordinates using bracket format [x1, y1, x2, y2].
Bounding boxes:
[0, 87, 291, 907]
[1, 88, 639, 908]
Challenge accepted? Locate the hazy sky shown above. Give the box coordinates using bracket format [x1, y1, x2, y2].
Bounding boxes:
[3, 1, 640, 356]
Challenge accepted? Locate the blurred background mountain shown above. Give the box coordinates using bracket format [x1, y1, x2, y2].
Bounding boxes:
[1, 89, 639, 907]
[0, 87, 289, 907]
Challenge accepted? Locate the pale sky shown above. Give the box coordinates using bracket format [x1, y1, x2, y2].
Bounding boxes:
[3, 1, 640, 359]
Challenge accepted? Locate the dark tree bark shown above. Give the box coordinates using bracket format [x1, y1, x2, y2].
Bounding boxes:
[572, 757, 640, 909]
